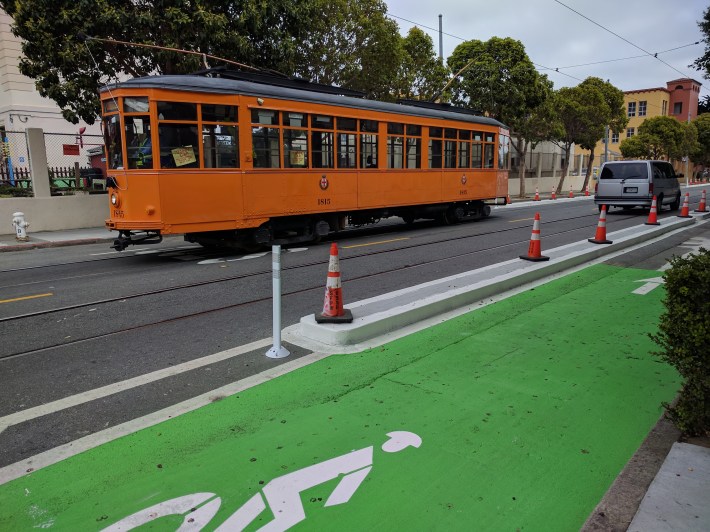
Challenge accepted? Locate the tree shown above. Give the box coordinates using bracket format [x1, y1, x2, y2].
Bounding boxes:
[692, 6, 710, 79]
[293, 0, 404, 101]
[691, 113, 710, 168]
[1, 0, 403, 123]
[575, 78, 627, 191]
[396, 27, 450, 101]
[619, 116, 698, 161]
[447, 37, 553, 197]
[698, 94, 710, 115]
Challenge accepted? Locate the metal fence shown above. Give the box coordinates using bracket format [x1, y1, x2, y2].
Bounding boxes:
[43, 132, 104, 168]
[1, 130, 31, 186]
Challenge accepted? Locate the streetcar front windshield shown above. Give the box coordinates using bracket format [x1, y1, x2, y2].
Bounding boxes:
[103, 115, 124, 169]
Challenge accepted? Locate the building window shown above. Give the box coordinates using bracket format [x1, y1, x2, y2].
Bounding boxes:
[662, 101, 668, 116]
[627, 102, 636, 117]
[611, 132, 619, 143]
[626, 127, 635, 138]
[673, 102, 683, 115]
[638, 101, 647, 117]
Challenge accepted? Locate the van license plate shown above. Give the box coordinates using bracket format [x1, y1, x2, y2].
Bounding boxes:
[624, 187, 638, 193]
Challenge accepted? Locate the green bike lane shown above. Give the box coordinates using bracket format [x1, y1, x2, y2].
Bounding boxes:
[0, 263, 679, 531]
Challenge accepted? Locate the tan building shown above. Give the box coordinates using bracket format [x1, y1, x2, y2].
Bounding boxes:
[0, 9, 100, 135]
[580, 78, 702, 169]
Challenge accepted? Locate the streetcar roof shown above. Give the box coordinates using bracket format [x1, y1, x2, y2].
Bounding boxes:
[101, 75, 508, 130]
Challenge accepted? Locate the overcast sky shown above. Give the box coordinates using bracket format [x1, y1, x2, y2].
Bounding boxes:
[384, 0, 709, 96]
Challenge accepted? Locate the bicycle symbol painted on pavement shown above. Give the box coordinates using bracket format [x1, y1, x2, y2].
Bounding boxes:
[103, 431, 422, 531]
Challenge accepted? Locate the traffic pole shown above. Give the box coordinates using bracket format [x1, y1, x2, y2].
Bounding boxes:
[265, 245, 290, 359]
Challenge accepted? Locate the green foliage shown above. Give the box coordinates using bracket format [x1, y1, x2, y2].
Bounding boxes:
[691, 113, 710, 166]
[639, 116, 698, 160]
[650, 248, 710, 436]
[2, 0, 404, 122]
[619, 135, 651, 159]
[693, 6, 710, 80]
[396, 27, 450, 101]
[0, 185, 33, 197]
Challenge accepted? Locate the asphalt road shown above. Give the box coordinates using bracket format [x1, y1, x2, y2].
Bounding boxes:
[0, 189, 706, 469]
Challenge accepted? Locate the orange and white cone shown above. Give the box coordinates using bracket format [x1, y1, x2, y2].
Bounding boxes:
[520, 212, 549, 261]
[534, 187, 540, 201]
[585, 184, 590, 196]
[551, 186, 556, 200]
[645, 195, 660, 225]
[507, 194, 511, 205]
[678, 192, 691, 218]
[588, 205, 613, 244]
[315, 243, 353, 323]
[695, 189, 708, 212]
[569, 185, 574, 198]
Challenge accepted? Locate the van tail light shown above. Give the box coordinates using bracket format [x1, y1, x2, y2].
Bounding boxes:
[594, 182, 598, 193]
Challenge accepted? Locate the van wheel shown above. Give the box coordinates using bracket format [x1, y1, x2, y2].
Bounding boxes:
[670, 193, 681, 211]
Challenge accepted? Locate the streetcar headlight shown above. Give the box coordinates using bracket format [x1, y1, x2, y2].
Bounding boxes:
[110, 193, 120, 207]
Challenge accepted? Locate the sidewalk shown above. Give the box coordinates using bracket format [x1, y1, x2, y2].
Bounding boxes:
[1, 222, 709, 529]
[0, 227, 115, 251]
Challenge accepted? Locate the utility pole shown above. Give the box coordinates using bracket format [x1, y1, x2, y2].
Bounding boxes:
[438, 14, 443, 60]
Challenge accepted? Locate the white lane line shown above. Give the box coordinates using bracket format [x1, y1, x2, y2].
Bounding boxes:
[0, 338, 272, 435]
[0, 351, 329, 486]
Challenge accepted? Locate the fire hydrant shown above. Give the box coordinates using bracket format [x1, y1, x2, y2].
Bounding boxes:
[12, 212, 30, 242]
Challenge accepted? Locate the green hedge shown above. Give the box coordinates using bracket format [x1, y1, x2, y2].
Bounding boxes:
[651, 248, 710, 436]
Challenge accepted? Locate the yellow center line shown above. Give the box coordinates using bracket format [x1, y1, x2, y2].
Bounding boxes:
[0, 293, 53, 304]
[509, 217, 534, 223]
[342, 237, 410, 249]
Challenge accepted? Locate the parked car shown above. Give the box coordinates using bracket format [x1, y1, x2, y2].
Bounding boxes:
[594, 160, 681, 212]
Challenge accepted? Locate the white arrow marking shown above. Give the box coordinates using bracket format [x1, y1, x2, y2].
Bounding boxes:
[633, 277, 665, 295]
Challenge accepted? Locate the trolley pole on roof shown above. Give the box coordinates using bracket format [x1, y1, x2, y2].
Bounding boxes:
[266, 245, 290, 359]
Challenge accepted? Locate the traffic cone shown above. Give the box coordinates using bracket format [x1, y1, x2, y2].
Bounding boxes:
[568, 185, 574, 198]
[695, 189, 708, 212]
[507, 194, 511, 205]
[645, 196, 660, 225]
[677, 193, 691, 218]
[551, 186, 556, 200]
[585, 184, 590, 196]
[534, 187, 540, 201]
[588, 205, 613, 244]
[315, 243, 353, 323]
[520, 212, 549, 261]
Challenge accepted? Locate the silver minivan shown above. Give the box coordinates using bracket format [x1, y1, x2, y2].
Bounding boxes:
[594, 160, 681, 212]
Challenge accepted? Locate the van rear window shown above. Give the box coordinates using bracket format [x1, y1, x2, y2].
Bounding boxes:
[600, 162, 647, 180]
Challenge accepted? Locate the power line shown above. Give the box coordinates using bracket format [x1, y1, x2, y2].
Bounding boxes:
[552, 0, 705, 92]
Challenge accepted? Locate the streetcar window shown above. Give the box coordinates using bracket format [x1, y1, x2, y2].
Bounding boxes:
[337, 133, 357, 168]
[444, 140, 457, 168]
[429, 126, 443, 169]
[124, 97, 149, 113]
[284, 128, 308, 168]
[360, 120, 378, 133]
[285, 112, 307, 128]
[158, 124, 199, 168]
[387, 135, 404, 169]
[252, 109, 279, 126]
[406, 125, 421, 136]
[103, 99, 118, 113]
[458, 139, 470, 168]
[459, 130, 471, 140]
[387, 123, 404, 135]
[406, 125, 422, 169]
[311, 115, 334, 129]
[472, 131, 483, 168]
[444, 128, 457, 139]
[203, 125, 239, 168]
[498, 134, 510, 170]
[484, 144, 495, 169]
[311, 131, 334, 168]
[202, 104, 238, 122]
[125, 116, 153, 170]
[485, 133, 495, 143]
[252, 126, 280, 168]
[337, 117, 357, 131]
[360, 120, 378, 168]
[157, 101, 197, 121]
[103, 115, 124, 170]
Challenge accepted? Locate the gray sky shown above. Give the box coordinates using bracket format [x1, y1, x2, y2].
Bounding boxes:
[384, 0, 709, 96]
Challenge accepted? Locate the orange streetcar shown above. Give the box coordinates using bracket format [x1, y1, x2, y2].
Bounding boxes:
[100, 69, 510, 250]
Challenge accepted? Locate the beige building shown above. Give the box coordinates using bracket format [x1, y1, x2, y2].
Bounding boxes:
[580, 78, 702, 168]
[0, 9, 100, 135]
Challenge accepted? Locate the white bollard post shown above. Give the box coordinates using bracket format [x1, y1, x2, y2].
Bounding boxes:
[12, 212, 30, 242]
[265, 245, 290, 359]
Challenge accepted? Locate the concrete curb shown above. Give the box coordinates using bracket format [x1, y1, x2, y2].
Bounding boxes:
[0, 237, 114, 252]
[284, 213, 708, 353]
